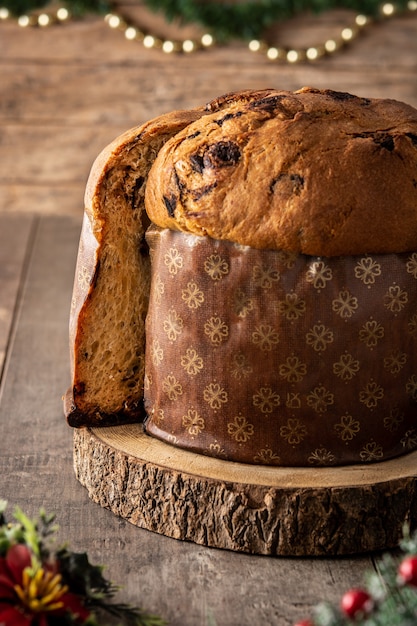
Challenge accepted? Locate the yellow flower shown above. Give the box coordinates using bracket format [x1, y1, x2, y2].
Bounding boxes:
[279, 355, 307, 383]
[163, 308, 183, 341]
[354, 256, 381, 285]
[306, 385, 334, 413]
[306, 324, 334, 352]
[383, 284, 408, 313]
[277, 292, 306, 320]
[162, 374, 183, 401]
[332, 353, 360, 381]
[180, 348, 204, 376]
[15, 566, 68, 613]
[182, 281, 204, 309]
[252, 263, 279, 289]
[334, 414, 361, 441]
[164, 247, 183, 275]
[359, 381, 384, 409]
[332, 289, 358, 319]
[306, 260, 332, 291]
[359, 318, 384, 348]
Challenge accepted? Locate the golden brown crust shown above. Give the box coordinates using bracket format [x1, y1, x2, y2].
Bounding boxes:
[145, 87, 417, 256]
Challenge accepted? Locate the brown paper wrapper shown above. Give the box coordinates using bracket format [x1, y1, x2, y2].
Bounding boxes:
[143, 227, 417, 466]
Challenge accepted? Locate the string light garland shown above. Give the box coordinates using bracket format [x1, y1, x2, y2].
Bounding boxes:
[0, 0, 416, 62]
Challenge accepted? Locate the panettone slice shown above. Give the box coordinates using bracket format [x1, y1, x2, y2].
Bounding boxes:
[64, 110, 204, 426]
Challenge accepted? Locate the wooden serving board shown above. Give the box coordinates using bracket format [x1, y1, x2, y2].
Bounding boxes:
[73, 424, 417, 556]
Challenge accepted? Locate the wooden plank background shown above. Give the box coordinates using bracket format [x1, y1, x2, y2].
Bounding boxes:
[1, 4, 417, 624]
[1, 3, 417, 217]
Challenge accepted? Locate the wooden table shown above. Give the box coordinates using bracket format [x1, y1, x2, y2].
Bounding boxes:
[1, 4, 417, 624]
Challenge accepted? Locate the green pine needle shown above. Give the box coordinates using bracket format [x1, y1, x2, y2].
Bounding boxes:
[310, 526, 417, 626]
[0, 503, 166, 626]
[0, 0, 413, 40]
[141, 0, 412, 41]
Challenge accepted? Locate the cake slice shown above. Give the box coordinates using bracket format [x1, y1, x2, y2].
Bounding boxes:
[64, 109, 204, 426]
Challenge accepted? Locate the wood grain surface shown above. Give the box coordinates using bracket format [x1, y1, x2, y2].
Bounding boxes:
[74, 423, 417, 556]
[1, 4, 417, 623]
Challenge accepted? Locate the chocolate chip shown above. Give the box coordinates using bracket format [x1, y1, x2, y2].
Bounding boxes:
[373, 133, 395, 152]
[249, 95, 297, 118]
[185, 131, 201, 140]
[323, 90, 357, 101]
[189, 153, 205, 173]
[203, 141, 241, 168]
[406, 133, 417, 146]
[163, 194, 177, 217]
[191, 182, 218, 200]
[130, 176, 145, 210]
[205, 89, 275, 113]
[73, 382, 86, 397]
[215, 111, 244, 126]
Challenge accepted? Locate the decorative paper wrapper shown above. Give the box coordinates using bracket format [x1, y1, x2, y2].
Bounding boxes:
[143, 227, 417, 467]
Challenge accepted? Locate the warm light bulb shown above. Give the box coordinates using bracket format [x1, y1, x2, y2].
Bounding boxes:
[183, 39, 195, 52]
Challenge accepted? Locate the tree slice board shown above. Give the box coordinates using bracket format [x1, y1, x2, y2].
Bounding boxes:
[73, 424, 417, 556]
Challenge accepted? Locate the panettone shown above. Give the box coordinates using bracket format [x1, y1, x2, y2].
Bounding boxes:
[65, 87, 417, 467]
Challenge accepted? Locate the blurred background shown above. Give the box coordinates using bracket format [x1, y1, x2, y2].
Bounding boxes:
[1, 0, 417, 219]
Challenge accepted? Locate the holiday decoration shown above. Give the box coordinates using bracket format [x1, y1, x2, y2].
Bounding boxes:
[397, 556, 417, 587]
[340, 589, 374, 620]
[295, 526, 417, 626]
[141, 0, 411, 41]
[0, 0, 416, 62]
[0, 501, 164, 626]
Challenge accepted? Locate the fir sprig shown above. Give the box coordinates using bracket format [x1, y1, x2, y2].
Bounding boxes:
[0, 0, 413, 40]
[296, 525, 417, 626]
[1, 0, 110, 17]
[56, 547, 165, 626]
[142, 0, 412, 41]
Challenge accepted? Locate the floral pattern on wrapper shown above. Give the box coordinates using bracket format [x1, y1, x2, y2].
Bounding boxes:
[143, 228, 417, 467]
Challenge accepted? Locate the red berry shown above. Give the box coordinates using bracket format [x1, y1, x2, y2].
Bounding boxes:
[398, 556, 417, 587]
[294, 621, 314, 626]
[340, 588, 373, 619]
